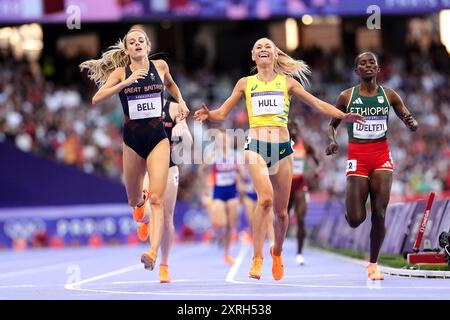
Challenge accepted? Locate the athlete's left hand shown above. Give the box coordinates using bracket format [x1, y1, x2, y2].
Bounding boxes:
[343, 112, 365, 125]
[404, 114, 418, 131]
[177, 101, 190, 121]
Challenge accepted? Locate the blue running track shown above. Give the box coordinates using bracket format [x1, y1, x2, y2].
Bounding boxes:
[0, 240, 449, 300]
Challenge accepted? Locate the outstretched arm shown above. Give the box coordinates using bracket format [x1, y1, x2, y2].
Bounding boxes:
[194, 77, 246, 122]
[385, 88, 418, 132]
[288, 77, 363, 123]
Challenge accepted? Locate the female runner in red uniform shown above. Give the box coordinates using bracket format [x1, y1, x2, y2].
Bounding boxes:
[326, 52, 418, 280]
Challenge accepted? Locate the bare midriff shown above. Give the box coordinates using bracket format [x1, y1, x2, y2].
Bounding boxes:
[248, 126, 290, 143]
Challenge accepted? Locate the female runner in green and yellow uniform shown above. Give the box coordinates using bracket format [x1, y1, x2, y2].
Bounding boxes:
[194, 37, 363, 281]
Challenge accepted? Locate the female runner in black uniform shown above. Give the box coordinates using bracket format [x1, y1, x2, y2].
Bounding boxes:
[80, 29, 189, 272]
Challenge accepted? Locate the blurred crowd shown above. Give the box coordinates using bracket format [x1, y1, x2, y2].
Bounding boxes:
[0, 59, 124, 180]
[0, 40, 449, 202]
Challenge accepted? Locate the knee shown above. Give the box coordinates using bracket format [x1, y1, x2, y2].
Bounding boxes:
[149, 192, 163, 207]
[348, 221, 362, 229]
[372, 207, 387, 223]
[346, 214, 364, 229]
[128, 198, 141, 207]
[258, 195, 273, 209]
[274, 208, 288, 220]
[227, 217, 237, 229]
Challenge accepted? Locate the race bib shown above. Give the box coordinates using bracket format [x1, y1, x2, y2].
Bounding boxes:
[173, 171, 179, 186]
[251, 91, 284, 116]
[128, 93, 162, 120]
[216, 170, 236, 187]
[346, 160, 357, 173]
[353, 116, 387, 139]
[244, 136, 252, 150]
[293, 157, 305, 176]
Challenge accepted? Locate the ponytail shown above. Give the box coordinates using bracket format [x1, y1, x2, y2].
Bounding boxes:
[79, 40, 129, 88]
[274, 47, 311, 87]
[79, 29, 150, 88]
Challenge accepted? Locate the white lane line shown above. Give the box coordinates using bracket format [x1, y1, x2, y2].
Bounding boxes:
[57, 283, 450, 297]
[0, 262, 76, 280]
[63, 242, 450, 297]
[60, 287, 314, 297]
[310, 247, 450, 279]
[225, 244, 250, 282]
[283, 274, 340, 279]
[65, 243, 210, 291]
[0, 283, 80, 289]
[65, 264, 142, 290]
[0, 285, 37, 289]
[110, 278, 225, 285]
[227, 278, 450, 290]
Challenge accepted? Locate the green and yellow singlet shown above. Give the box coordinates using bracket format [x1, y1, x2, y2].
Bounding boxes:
[245, 74, 290, 128]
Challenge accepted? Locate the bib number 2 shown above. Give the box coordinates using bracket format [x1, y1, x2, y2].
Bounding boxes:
[346, 160, 357, 173]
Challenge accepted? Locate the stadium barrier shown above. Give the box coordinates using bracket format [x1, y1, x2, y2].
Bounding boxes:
[312, 196, 450, 256]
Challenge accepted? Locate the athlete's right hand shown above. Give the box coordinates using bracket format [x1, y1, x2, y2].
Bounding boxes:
[325, 142, 339, 156]
[193, 104, 209, 121]
[124, 68, 148, 86]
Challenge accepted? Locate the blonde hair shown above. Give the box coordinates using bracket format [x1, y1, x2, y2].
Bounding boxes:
[252, 38, 311, 87]
[79, 29, 150, 87]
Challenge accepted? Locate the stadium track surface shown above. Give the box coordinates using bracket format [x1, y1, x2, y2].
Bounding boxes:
[1, 239, 449, 300]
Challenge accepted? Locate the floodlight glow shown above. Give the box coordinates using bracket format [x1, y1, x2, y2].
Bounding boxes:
[285, 18, 299, 51]
[302, 15, 313, 25]
[440, 10, 450, 54]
